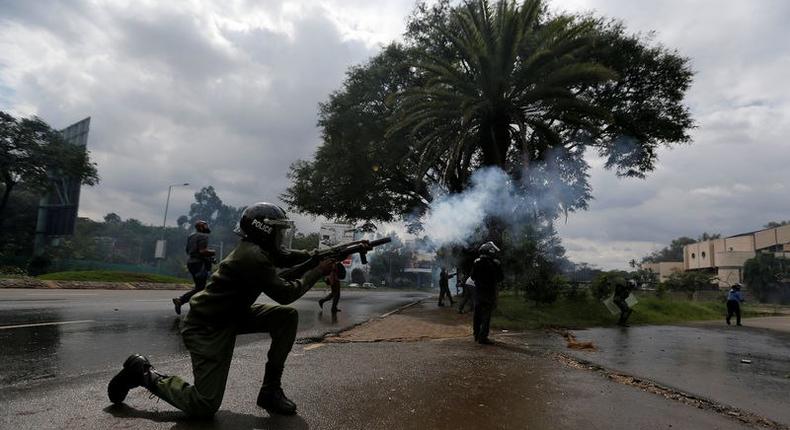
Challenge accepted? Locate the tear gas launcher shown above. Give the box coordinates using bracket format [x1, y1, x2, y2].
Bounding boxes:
[279, 237, 392, 281]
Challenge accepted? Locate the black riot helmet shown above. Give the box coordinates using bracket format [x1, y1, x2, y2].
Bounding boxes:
[194, 220, 211, 234]
[236, 202, 292, 251]
[478, 241, 500, 257]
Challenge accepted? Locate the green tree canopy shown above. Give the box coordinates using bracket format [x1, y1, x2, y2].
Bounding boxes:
[744, 253, 789, 303]
[284, 0, 693, 227]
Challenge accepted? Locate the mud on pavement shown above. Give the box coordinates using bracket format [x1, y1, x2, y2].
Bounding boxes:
[310, 300, 786, 430]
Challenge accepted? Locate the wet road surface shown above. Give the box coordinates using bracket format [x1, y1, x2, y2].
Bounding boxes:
[567, 321, 790, 426]
[1, 334, 750, 429]
[0, 288, 429, 387]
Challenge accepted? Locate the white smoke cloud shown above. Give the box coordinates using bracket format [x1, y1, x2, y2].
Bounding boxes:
[421, 167, 512, 246]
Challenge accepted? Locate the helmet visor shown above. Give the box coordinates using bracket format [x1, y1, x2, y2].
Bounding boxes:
[273, 225, 292, 250]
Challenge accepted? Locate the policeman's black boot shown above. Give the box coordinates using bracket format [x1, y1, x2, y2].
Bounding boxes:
[172, 298, 182, 315]
[257, 363, 297, 415]
[107, 354, 168, 404]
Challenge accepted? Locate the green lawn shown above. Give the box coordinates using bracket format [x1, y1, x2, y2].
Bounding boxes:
[492, 293, 777, 330]
[37, 270, 190, 284]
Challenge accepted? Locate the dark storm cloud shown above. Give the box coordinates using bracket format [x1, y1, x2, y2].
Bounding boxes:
[0, 0, 377, 229]
[2, 0, 788, 269]
[550, 0, 790, 268]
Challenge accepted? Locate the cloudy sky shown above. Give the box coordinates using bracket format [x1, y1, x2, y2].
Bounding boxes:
[1, 0, 788, 269]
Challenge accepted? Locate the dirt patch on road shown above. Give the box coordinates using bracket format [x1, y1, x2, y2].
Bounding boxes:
[326, 300, 472, 342]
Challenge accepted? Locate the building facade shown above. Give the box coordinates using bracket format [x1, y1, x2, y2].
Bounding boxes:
[683, 224, 790, 289]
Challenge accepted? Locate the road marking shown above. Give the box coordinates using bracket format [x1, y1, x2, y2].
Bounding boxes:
[303, 344, 324, 351]
[0, 320, 95, 330]
[134, 300, 166, 302]
[26, 293, 99, 296]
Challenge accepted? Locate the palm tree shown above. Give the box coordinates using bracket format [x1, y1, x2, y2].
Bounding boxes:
[392, 0, 615, 192]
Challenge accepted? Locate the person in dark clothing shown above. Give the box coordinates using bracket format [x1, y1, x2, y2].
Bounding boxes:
[614, 279, 635, 327]
[726, 283, 744, 326]
[438, 267, 456, 307]
[318, 262, 346, 313]
[471, 242, 504, 345]
[108, 203, 359, 417]
[172, 220, 216, 315]
[457, 275, 475, 314]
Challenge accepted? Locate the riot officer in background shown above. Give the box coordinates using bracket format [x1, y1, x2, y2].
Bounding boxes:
[614, 279, 635, 327]
[108, 202, 353, 417]
[470, 242, 504, 345]
[438, 267, 456, 307]
[319, 262, 346, 313]
[173, 220, 215, 315]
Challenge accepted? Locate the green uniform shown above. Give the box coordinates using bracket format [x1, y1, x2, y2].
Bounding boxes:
[151, 240, 322, 417]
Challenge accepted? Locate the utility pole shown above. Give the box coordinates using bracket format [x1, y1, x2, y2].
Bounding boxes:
[157, 182, 189, 272]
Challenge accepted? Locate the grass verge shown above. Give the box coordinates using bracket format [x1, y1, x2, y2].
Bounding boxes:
[37, 270, 189, 284]
[492, 293, 777, 330]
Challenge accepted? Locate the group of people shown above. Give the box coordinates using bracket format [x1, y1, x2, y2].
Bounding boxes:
[106, 202, 748, 420]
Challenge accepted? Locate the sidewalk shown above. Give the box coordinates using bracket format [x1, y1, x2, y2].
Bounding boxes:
[326, 300, 472, 342]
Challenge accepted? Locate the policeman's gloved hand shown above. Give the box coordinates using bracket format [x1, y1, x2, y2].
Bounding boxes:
[317, 258, 336, 276]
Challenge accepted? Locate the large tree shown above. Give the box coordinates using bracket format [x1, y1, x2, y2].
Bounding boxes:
[285, 0, 693, 230]
[0, 111, 99, 232]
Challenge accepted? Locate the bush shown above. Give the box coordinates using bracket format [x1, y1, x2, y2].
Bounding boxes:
[744, 253, 790, 303]
[27, 254, 52, 276]
[0, 265, 27, 276]
[664, 270, 717, 300]
[523, 258, 561, 305]
[655, 282, 668, 299]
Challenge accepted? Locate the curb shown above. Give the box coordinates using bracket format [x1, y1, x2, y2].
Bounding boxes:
[296, 298, 426, 344]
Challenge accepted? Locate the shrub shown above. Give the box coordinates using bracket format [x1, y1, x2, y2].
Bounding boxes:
[664, 270, 717, 300]
[655, 282, 668, 299]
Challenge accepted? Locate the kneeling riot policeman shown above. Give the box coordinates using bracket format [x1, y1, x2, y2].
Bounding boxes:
[108, 203, 351, 417]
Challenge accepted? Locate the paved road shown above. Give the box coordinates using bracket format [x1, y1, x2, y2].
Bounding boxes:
[0, 288, 429, 388]
[1, 333, 750, 430]
[567, 319, 790, 426]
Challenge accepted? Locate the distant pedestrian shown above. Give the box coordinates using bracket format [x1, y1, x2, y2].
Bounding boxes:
[457, 275, 475, 314]
[172, 220, 215, 315]
[471, 242, 504, 345]
[319, 262, 346, 313]
[438, 267, 456, 307]
[726, 283, 744, 326]
[613, 279, 635, 327]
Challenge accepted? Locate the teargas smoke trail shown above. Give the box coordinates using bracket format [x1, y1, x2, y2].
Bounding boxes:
[421, 167, 513, 247]
[420, 148, 590, 248]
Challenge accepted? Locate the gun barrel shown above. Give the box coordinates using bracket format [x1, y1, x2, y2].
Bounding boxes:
[369, 237, 392, 247]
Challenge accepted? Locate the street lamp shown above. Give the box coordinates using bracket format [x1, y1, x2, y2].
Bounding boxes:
[162, 183, 190, 237]
[156, 183, 189, 270]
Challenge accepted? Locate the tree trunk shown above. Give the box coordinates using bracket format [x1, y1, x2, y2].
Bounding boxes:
[479, 117, 510, 168]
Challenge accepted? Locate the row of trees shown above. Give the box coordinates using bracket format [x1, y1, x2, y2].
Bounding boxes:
[1, 185, 248, 276]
